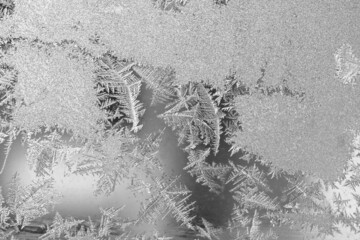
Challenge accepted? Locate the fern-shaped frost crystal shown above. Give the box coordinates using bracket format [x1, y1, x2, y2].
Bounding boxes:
[5, 173, 61, 229]
[132, 65, 176, 105]
[136, 176, 196, 230]
[96, 55, 144, 132]
[40, 212, 84, 240]
[160, 83, 223, 154]
[185, 148, 231, 194]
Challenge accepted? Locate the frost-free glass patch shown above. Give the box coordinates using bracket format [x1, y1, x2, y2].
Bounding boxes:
[334, 43, 360, 85]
